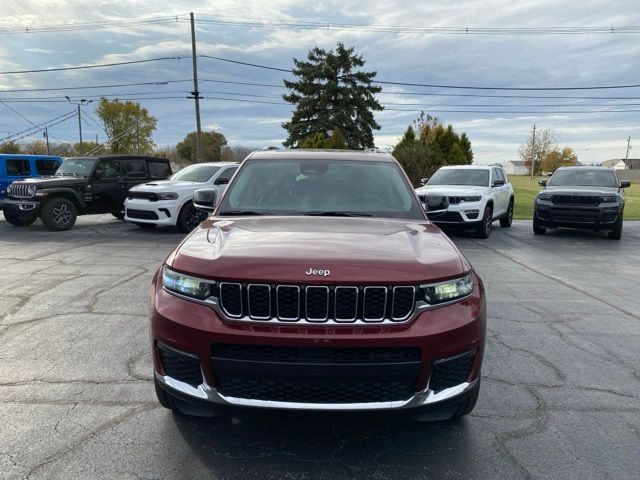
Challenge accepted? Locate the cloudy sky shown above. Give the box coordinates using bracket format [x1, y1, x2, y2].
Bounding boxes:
[1, 0, 639, 164]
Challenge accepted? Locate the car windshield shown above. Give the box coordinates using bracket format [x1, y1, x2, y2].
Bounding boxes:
[427, 169, 490, 187]
[170, 164, 221, 182]
[548, 170, 618, 187]
[217, 158, 425, 219]
[55, 158, 97, 176]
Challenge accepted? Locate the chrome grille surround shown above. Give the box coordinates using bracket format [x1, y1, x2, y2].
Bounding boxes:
[8, 183, 34, 199]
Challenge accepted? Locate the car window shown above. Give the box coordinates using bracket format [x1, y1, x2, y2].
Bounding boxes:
[35, 159, 60, 176]
[494, 169, 505, 183]
[427, 169, 490, 187]
[548, 170, 617, 187]
[148, 161, 171, 179]
[170, 164, 221, 182]
[126, 159, 147, 179]
[6, 159, 31, 177]
[499, 169, 509, 184]
[94, 159, 122, 180]
[219, 167, 238, 181]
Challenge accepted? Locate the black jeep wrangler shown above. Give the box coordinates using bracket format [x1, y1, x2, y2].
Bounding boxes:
[3, 155, 171, 231]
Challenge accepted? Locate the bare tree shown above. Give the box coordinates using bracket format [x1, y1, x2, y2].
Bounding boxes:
[519, 128, 556, 176]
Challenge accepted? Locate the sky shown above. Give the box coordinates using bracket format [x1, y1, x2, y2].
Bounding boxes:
[0, 0, 639, 165]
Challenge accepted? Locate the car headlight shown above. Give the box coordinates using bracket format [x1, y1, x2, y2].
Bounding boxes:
[600, 195, 618, 203]
[162, 267, 215, 300]
[420, 273, 473, 305]
[460, 196, 481, 202]
[537, 193, 552, 201]
[157, 192, 179, 200]
[6, 185, 12, 195]
[27, 185, 37, 197]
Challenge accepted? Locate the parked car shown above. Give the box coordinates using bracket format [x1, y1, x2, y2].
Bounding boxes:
[415, 165, 514, 238]
[124, 161, 239, 233]
[0, 154, 62, 207]
[533, 166, 630, 239]
[3, 155, 171, 231]
[151, 149, 486, 420]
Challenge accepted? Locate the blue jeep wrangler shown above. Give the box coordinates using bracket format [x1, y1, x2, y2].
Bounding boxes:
[1, 154, 62, 207]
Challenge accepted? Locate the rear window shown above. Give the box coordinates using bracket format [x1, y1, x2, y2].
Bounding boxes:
[35, 159, 59, 175]
[6, 159, 31, 176]
[148, 161, 171, 179]
[126, 160, 147, 178]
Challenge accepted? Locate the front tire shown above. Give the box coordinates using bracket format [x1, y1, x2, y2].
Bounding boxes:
[608, 212, 623, 240]
[111, 210, 125, 220]
[500, 200, 513, 228]
[41, 198, 77, 231]
[177, 201, 208, 233]
[475, 206, 493, 239]
[3, 209, 37, 227]
[533, 216, 546, 235]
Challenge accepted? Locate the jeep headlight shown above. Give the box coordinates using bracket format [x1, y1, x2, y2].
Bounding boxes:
[600, 195, 618, 203]
[421, 273, 473, 305]
[460, 196, 481, 202]
[537, 193, 552, 201]
[6, 185, 12, 195]
[157, 192, 179, 200]
[27, 185, 37, 197]
[162, 267, 215, 300]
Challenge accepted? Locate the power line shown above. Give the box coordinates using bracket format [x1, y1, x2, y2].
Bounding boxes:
[0, 110, 77, 142]
[0, 56, 190, 75]
[0, 15, 188, 35]
[0, 79, 192, 93]
[199, 55, 292, 73]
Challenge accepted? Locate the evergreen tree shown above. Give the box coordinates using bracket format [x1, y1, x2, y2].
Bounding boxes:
[283, 43, 383, 149]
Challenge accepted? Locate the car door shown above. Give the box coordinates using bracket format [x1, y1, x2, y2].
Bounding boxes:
[89, 158, 125, 213]
[496, 168, 510, 215]
[490, 168, 507, 216]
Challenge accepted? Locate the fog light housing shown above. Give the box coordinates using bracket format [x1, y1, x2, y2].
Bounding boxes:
[465, 210, 479, 219]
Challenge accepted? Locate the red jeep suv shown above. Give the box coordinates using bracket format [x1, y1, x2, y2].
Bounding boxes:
[150, 150, 486, 419]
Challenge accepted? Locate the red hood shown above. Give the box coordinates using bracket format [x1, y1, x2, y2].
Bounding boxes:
[166, 216, 470, 284]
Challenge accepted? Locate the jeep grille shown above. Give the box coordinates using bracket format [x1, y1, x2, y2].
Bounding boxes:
[218, 283, 416, 324]
[9, 184, 33, 199]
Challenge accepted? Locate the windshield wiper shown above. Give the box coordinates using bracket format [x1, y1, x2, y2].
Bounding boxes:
[302, 211, 373, 217]
[218, 210, 268, 216]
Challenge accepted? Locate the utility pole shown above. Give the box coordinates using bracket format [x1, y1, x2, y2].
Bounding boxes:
[65, 97, 92, 152]
[43, 127, 50, 154]
[77, 104, 83, 148]
[189, 12, 203, 162]
[136, 116, 140, 155]
[625, 136, 631, 168]
[530, 124, 536, 180]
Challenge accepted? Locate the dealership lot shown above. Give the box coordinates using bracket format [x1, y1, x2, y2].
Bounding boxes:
[0, 215, 638, 480]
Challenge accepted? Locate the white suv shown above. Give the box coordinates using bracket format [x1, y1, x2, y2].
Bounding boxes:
[415, 165, 514, 238]
[124, 162, 239, 232]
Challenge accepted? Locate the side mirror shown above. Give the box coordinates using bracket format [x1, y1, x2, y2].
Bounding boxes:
[492, 179, 505, 187]
[420, 177, 429, 185]
[538, 179, 547, 187]
[214, 177, 229, 186]
[193, 189, 217, 213]
[620, 180, 631, 188]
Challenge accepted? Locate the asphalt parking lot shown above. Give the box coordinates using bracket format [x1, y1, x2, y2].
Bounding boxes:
[1, 215, 639, 480]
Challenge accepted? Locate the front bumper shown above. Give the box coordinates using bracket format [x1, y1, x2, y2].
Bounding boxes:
[150, 271, 486, 412]
[1, 198, 41, 214]
[427, 202, 483, 226]
[124, 198, 180, 226]
[534, 201, 621, 229]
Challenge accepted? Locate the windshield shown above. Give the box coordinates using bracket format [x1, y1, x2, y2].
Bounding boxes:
[217, 159, 425, 219]
[56, 158, 97, 176]
[427, 168, 489, 187]
[548, 169, 617, 187]
[170, 164, 221, 182]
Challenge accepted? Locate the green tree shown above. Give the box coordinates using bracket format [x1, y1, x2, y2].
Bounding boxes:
[176, 131, 227, 164]
[0, 140, 22, 153]
[95, 98, 157, 154]
[22, 139, 48, 155]
[519, 127, 555, 175]
[283, 43, 383, 149]
[300, 128, 348, 149]
[540, 146, 577, 173]
[392, 127, 442, 186]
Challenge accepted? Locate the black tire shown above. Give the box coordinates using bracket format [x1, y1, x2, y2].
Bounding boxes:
[111, 210, 125, 220]
[451, 379, 481, 419]
[154, 378, 178, 411]
[40, 198, 77, 231]
[475, 206, 493, 239]
[533, 216, 546, 235]
[177, 201, 208, 233]
[3, 209, 37, 227]
[134, 222, 157, 229]
[500, 199, 514, 228]
[608, 211, 623, 240]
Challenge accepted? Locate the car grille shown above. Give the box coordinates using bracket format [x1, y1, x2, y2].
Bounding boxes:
[128, 191, 159, 201]
[218, 283, 417, 324]
[552, 195, 600, 206]
[429, 350, 475, 392]
[428, 211, 464, 222]
[126, 208, 159, 220]
[549, 208, 600, 223]
[212, 344, 421, 404]
[158, 343, 202, 387]
[8, 183, 33, 199]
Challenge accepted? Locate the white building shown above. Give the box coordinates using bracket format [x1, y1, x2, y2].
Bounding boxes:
[505, 160, 528, 175]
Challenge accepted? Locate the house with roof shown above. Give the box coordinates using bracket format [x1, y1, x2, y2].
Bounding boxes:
[505, 160, 528, 175]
